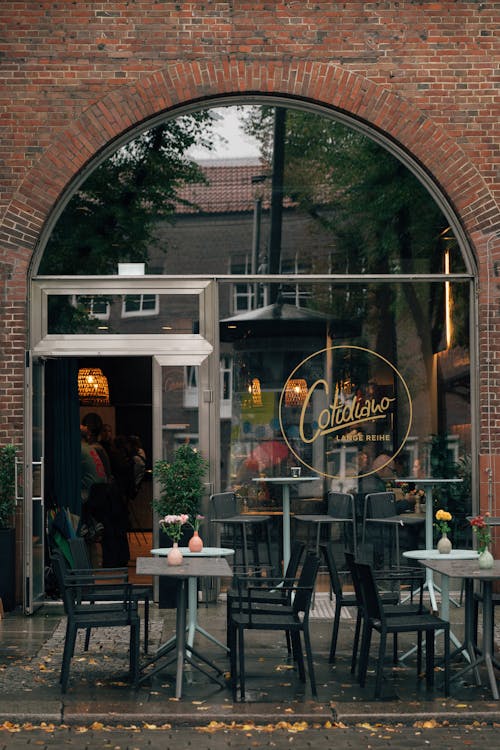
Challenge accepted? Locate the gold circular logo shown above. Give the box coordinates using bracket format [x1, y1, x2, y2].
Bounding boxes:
[279, 346, 412, 481]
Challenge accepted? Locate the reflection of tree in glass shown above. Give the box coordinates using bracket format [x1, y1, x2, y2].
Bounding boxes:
[42, 114, 217, 276]
[241, 105, 468, 387]
[40, 113, 217, 331]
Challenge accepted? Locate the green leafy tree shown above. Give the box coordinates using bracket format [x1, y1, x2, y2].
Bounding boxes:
[41, 113, 217, 331]
[242, 105, 467, 376]
[41, 114, 216, 275]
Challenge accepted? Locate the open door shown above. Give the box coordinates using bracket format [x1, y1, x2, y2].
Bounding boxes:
[23, 354, 45, 614]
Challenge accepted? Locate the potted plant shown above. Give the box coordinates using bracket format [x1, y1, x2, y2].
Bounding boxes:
[153, 444, 208, 605]
[0, 444, 17, 611]
[153, 444, 208, 521]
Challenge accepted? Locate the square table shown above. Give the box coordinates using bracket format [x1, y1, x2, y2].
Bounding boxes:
[403, 548, 478, 655]
[136, 555, 232, 698]
[421, 557, 500, 699]
[150, 547, 235, 652]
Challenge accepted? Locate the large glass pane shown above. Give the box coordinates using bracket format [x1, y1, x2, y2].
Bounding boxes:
[47, 294, 199, 334]
[160, 365, 200, 460]
[220, 280, 471, 544]
[38, 104, 467, 278]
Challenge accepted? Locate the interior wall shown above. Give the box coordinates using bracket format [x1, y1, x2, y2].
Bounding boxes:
[77, 357, 153, 468]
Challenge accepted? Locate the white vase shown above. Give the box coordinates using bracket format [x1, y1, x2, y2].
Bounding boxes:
[167, 542, 183, 566]
[437, 533, 452, 554]
[478, 548, 494, 569]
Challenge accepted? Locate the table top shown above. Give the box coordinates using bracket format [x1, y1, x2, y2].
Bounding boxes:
[294, 514, 353, 522]
[137, 556, 232, 579]
[150, 547, 235, 557]
[252, 476, 319, 484]
[366, 515, 425, 526]
[422, 557, 500, 580]
[403, 548, 479, 560]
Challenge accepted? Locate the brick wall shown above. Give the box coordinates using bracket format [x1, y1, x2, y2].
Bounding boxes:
[0, 2, 498, 510]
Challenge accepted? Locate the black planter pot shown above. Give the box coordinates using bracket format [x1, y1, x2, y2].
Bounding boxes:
[158, 525, 191, 609]
[0, 528, 16, 612]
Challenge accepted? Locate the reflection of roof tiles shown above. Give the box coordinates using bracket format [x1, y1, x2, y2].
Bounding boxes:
[175, 158, 295, 214]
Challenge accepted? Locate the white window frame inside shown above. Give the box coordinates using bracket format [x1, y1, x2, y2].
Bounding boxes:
[71, 294, 110, 320]
[121, 293, 159, 318]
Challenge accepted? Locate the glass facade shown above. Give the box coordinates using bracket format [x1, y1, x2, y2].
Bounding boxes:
[34, 102, 474, 559]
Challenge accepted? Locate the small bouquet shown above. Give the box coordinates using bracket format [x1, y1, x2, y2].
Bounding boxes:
[190, 514, 204, 531]
[469, 512, 492, 553]
[398, 483, 425, 501]
[409, 488, 426, 501]
[434, 509, 452, 535]
[159, 513, 189, 542]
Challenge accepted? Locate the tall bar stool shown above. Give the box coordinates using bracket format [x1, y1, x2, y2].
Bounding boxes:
[294, 490, 357, 557]
[209, 491, 273, 572]
[362, 491, 424, 569]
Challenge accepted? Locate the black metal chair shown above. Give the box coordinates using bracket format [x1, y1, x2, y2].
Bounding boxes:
[355, 560, 450, 699]
[51, 551, 141, 693]
[320, 543, 361, 665]
[226, 539, 306, 651]
[344, 551, 424, 675]
[68, 537, 151, 653]
[294, 491, 357, 556]
[228, 550, 320, 701]
[209, 491, 273, 572]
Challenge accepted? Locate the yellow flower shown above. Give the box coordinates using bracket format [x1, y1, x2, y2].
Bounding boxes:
[434, 508, 452, 536]
[435, 509, 452, 522]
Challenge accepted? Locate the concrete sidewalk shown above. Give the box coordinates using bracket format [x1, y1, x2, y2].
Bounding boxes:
[0, 594, 499, 728]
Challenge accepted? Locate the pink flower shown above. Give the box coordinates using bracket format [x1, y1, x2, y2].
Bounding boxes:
[159, 513, 190, 542]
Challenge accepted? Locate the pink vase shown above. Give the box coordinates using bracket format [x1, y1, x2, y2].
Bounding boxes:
[167, 542, 183, 566]
[188, 530, 203, 553]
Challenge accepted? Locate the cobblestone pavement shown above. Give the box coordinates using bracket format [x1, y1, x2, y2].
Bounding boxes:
[0, 722, 498, 750]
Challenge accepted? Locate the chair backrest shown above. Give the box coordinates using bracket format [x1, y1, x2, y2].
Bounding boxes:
[284, 540, 305, 580]
[51, 551, 76, 615]
[320, 542, 343, 599]
[365, 491, 396, 519]
[344, 551, 361, 605]
[293, 551, 320, 615]
[327, 491, 355, 519]
[354, 560, 385, 623]
[209, 491, 239, 519]
[69, 537, 91, 569]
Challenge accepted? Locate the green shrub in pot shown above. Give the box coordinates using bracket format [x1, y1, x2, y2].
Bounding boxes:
[153, 444, 208, 523]
[0, 444, 16, 529]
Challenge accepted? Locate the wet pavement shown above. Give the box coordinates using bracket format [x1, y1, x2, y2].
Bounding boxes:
[0, 587, 499, 732]
[0, 723, 499, 749]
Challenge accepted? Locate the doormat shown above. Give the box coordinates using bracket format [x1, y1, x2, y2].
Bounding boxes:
[309, 593, 352, 620]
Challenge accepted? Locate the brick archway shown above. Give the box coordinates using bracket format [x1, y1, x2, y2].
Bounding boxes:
[2, 59, 496, 269]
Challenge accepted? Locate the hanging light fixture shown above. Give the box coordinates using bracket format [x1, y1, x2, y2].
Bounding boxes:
[248, 377, 263, 407]
[285, 378, 308, 407]
[78, 368, 110, 406]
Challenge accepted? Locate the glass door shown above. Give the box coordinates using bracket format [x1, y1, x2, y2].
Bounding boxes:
[152, 352, 216, 551]
[23, 355, 45, 614]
